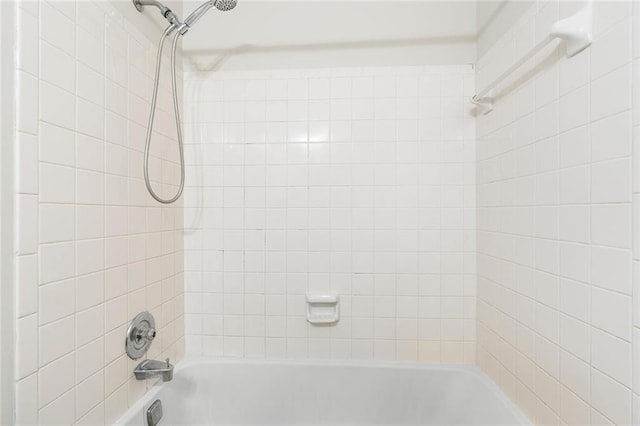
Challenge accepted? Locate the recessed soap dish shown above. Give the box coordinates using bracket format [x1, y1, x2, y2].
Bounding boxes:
[306, 295, 339, 324]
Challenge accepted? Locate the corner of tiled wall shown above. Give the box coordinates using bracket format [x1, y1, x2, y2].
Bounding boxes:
[13, 1, 185, 424]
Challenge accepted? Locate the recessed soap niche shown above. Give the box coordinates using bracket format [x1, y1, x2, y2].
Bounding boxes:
[306, 295, 340, 325]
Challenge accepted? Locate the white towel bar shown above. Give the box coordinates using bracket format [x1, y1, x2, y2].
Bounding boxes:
[472, 0, 592, 114]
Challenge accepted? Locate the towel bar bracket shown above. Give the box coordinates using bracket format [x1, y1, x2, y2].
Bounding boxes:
[551, 0, 592, 57]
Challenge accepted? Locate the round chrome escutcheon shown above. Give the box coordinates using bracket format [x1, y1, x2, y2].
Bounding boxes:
[126, 312, 156, 359]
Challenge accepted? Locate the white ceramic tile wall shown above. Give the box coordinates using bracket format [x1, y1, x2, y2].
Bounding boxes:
[13, 1, 185, 424]
[182, 65, 476, 362]
[476, 1, 636, 424]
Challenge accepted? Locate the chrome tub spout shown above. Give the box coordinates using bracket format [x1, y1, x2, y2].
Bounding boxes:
[134, 358, 174, 382]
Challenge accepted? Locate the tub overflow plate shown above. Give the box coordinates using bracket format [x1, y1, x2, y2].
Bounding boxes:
[147, 400, 163, 426]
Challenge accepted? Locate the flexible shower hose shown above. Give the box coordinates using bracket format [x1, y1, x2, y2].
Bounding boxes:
[143, 25, 186, 204]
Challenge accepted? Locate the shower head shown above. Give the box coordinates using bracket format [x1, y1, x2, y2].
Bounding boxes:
[184, 0, 237, 28]
[215, 0, 237, 11]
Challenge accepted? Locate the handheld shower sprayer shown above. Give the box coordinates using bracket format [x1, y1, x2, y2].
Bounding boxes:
[185, 0, 238, 28]
[133, 0, 237, 204]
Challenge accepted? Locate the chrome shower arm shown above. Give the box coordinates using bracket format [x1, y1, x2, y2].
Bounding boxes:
[133, 0, 183, 27]
[133, 0, 169, 14]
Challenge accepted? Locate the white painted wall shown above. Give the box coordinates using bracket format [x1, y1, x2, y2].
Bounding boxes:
[182, 1, 477, 70]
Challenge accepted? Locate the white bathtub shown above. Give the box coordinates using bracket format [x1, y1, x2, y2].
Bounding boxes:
[115, 359, 530, 425]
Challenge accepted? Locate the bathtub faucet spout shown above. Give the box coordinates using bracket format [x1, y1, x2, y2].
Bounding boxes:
[134, 358, 174, 382]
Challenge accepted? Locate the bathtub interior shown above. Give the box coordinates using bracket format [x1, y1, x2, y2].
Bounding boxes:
[118, 360, 529, 426]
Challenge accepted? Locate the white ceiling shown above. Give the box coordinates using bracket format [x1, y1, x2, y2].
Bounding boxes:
[181, 1, 478, 71]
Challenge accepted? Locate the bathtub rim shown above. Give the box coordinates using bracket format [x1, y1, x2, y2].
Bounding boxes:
[114, 357, 531, 426]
